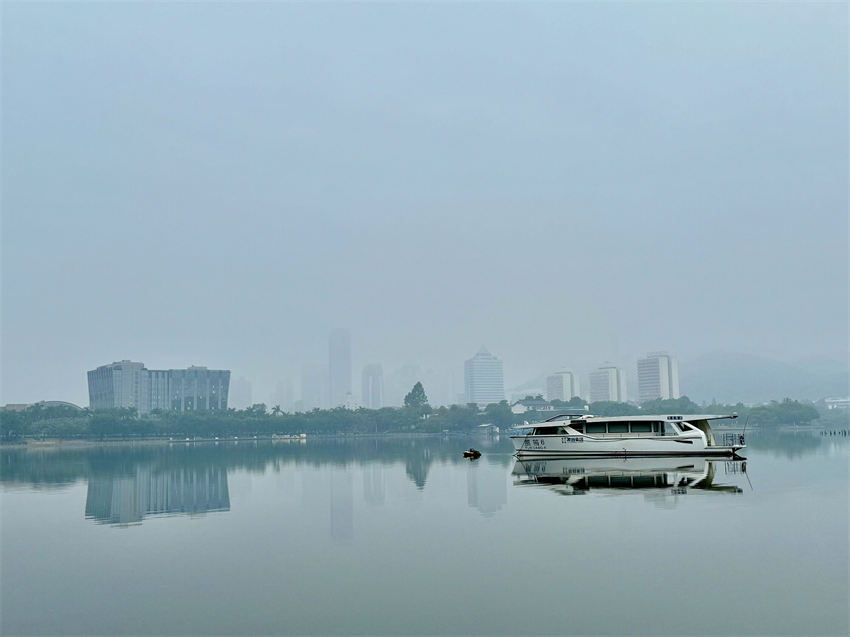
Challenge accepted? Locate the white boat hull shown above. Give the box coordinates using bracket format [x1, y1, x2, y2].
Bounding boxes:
[511, 434, 744, 458]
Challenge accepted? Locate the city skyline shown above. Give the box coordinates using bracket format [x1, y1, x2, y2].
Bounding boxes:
[3, 4, 846, 410]
[11, 338, 848, 410]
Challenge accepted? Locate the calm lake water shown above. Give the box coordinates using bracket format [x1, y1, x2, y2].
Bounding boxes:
[2, 430, 848, 636]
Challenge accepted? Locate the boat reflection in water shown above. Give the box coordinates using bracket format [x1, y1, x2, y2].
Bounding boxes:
[512, 456, 745, 500]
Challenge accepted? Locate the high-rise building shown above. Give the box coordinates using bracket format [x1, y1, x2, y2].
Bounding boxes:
[588, 364, 627, 403]
[301, 364, 327, 411]
[546, 370, 581, 402]
[329, 328, 351, 408]
[464, 347, 505, 406]
[87, 360, 147, 412]
[270, 379, 294, 412]
[148, 369, 170, 412]
[87, 361, 230, 413]
[637, 352, 680, 402]
[168, 367, 230, 412]
[361, 364, 384, 409]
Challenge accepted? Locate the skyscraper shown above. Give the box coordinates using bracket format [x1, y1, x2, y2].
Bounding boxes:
[361, 363, 384, 409]
[301, 364, 327, 411]
[328, 328, 351, 408]
[270, 379, 294, 412]
[588, 364, 627, 403]
[546, 370, 581, 402]
[637, 352, 680, 402]
[464, 347, 505, 406]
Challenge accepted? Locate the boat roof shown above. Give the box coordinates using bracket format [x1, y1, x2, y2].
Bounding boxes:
[533, 413, 737, 424]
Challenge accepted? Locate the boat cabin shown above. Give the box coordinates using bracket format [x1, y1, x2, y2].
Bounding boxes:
[525, 416, 709, 439]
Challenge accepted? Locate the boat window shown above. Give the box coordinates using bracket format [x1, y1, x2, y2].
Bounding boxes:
[608, 422, 628, 433]
[586, 423, 607, 434]
[534, 426, 559, 435]
[677, 423, 693, 432]
[632, 476, 658, 488]
[630, 422, 652, 433]
[663, 422, 680, 435]
[570, 423, 585, 434]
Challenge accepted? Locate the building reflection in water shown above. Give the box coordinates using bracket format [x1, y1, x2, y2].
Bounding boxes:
[363, 464, 386, 506]
[85, 465, 230, 525]
[466, 460, 507, 517]
[513, 456, 744, 506]
[330, 467, 354, 541]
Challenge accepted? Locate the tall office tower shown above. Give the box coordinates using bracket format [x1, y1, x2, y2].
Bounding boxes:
[87, 362, 230, 413]
[229, 376, 253, 410]
[168, 367, 230, 412]
[328, 328, 351, 408]
[588, 364, 627, 403]
[270, 379, 294, 412]
[546, 370, 581, 402]
[637, 351, 680, 402]
[464, 347, 505, 406]
[361, 364, 384, 409]
[301, 364, 327, 411]
[87, 360, 147, 412]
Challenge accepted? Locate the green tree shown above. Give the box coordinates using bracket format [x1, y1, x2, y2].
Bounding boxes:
[404, 382, 429, 409]
[483, 400, 514, 428]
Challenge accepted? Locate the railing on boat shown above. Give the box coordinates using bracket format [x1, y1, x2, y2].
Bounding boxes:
[720, 432, 744, 447]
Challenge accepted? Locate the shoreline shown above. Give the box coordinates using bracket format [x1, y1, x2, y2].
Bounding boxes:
[1, 431, 479, 450]
[2, 424, 844, 451]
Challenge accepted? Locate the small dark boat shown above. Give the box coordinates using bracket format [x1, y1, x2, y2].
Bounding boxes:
[463, 448, 481, 459]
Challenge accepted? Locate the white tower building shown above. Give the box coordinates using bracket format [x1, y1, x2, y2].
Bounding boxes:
[546, 370, 581, 402]
[588, 364, 627, 403]
[637, 351, 680, 402]
[464, 347, 505, 406]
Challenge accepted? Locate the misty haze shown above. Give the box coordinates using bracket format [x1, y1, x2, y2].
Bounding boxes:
[1, 3, 847, 637]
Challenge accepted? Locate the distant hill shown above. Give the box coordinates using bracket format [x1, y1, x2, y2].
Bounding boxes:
[680, 352, 849, 404]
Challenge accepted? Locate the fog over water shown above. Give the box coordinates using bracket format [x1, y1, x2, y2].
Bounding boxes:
[2, 3, 847, 405]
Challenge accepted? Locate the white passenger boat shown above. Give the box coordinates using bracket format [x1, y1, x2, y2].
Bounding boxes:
[511, 413, 745, 457]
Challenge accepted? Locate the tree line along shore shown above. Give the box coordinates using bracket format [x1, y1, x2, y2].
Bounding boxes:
[1, 382, 844, 442]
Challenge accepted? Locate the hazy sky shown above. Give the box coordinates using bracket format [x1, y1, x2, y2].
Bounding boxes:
[2, 2, 847, 406]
